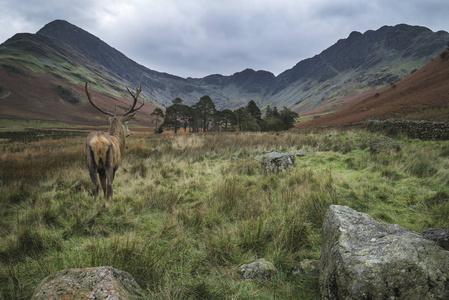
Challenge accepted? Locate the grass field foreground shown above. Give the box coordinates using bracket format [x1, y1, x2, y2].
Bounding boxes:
[1, 129, 449, 299]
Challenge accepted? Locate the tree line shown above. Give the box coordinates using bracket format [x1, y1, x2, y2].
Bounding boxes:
[151, 96, 299, 133]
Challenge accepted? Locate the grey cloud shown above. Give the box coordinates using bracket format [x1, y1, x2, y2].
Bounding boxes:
[1, 0, 449, 78]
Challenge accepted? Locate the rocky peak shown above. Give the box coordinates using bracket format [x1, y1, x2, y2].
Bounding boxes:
[275, 24, 449, 91]
[230, 69, 276, 87]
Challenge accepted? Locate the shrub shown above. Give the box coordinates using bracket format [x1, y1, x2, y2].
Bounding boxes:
[56, 85, 80, 103]
[0, 63, 28, 76]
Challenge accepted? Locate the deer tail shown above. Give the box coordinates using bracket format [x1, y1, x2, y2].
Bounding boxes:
[89, 135, 110, 168]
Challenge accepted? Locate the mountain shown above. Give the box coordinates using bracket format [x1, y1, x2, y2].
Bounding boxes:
[296, 47, 449, 129]
[190, 24, 449, 114]
[187, 69, 277, 109]
[0, 20, 215, 125]
[0, 20, 448, 125]
[268, 24, 449, 114]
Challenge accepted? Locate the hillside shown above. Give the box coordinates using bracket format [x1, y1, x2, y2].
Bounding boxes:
[268, 25, 449, 114]
[0, 29, 157, 125]
[0, 20, 448, 125]
[297, 48, 449, 129]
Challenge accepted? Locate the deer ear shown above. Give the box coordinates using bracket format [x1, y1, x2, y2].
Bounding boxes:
[123, 114, 135, 122]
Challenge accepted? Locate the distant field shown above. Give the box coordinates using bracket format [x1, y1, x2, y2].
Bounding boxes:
[1, 129, 448, 299]
[0, 119, 73, 131]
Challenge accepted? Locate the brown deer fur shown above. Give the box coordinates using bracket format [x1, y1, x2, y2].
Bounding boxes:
[84, 115, 134, 206]
[84, 82, 143, 206]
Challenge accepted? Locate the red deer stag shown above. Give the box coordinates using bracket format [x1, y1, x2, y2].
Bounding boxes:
[84, 82, 144, 206]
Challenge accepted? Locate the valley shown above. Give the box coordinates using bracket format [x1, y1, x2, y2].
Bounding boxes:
[0, 20, 448, 127]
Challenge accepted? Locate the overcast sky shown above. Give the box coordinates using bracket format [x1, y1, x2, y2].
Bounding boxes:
[1, 0, 448, 78]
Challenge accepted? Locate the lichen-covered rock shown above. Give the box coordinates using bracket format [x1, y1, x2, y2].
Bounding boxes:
[292, 259, 319, 276]
[261, 151, 295, 174]
[32, 266, 143, 299]
[237, 259, 276, 279]
[370, 136, 402, 155]
[320, 205, 449, 300]
[422, 228, 449, 251]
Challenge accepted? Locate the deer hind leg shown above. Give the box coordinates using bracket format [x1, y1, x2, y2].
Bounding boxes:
[105, 168, 115, 206]
[86, 148, 100, 203]
[98, 169, 107, 207]
[88, 166, 100, 203]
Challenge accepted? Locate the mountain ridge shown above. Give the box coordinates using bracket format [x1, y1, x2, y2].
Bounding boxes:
[37, 20, 183, 83]
[0, 20, 448, 125]
[269, 24, 449, 112]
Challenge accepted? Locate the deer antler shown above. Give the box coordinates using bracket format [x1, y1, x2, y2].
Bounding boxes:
[124, 84, 144, 116]
[85, 82, 115, 116]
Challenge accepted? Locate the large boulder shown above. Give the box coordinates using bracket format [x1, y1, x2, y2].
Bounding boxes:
[320, 205, 449, 300]
[32, 266, 143, 299]
[261, 151, 295, 174]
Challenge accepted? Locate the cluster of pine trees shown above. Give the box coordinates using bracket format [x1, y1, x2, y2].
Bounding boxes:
[151, 96, 298, 133]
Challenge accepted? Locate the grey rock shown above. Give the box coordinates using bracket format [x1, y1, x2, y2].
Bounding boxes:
[320, 205, 449, 300]
[261, 151, 295, 174]
[296, 150, 313, 157]
[292, 259, 319, 276]
[32, 266, 143, 299]
[422, 228, 449, 251]
[370, 136, 402, 155]
[237, 259, 276, 279]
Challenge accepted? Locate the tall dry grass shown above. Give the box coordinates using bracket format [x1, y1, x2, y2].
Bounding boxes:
[0, 129, 448, 299]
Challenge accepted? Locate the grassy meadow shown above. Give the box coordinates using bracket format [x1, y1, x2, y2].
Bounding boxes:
[1, 128, 449, 299]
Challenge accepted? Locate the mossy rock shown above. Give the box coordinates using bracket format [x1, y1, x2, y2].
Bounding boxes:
[32, 266, 143, 299]
[320, 205, 449, 299]
[237, 259, 277, 279]
[261, 151, 295, 174]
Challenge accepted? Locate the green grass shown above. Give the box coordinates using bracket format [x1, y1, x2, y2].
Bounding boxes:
[0, 129, 448, 299]
[0, 119, 72, 131]
[0, 45, 135, 102]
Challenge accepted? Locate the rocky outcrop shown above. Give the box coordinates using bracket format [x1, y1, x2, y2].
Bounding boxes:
[370, 136, 402, 155]
[237, 259, 277, 279]
[32, 266, 143, 299]
[261, 151, 295, 174]
[320, 205, 449, 299]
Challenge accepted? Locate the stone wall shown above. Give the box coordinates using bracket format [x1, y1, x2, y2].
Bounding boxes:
[366, 119, 449, 140]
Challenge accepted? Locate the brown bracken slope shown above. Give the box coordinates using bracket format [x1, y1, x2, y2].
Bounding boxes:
[0, 68, 155, 126]
[297, 50, 449, 129]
